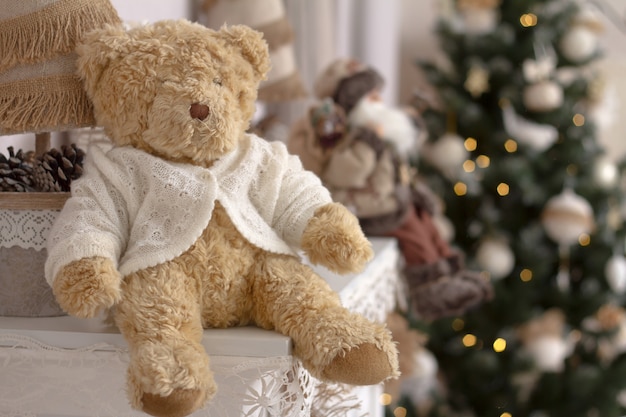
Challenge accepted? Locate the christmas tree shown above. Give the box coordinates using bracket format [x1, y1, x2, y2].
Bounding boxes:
[399, 1, 626, 416]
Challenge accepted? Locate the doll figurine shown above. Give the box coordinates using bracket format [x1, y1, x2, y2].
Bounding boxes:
[289, 59, 492, 321]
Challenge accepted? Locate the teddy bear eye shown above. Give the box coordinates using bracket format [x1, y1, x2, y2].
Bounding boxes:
[213, 78, 222, 86]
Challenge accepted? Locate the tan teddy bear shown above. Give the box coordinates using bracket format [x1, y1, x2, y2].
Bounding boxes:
[44, 20, 399, 417]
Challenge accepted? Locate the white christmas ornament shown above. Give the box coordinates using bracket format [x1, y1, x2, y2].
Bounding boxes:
[541, 189, 594, 245]
[606, 255, 626, 294]
[525, 335, 573, 372]
[476, 238, 515, 280]
[523, 80, 564, 112]
[559, 26, 598, 63]
[523, 53, 556, 84]
[502, 105, 558, 151]
[593, 156, 618, 189]
[425, 133, 469, 178]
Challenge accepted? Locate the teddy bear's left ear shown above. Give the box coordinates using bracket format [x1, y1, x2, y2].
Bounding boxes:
[219, 24, 271, 82]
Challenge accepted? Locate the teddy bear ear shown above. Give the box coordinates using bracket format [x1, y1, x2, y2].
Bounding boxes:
[75, 23, 130, 96]
[219, 24, 271, 81]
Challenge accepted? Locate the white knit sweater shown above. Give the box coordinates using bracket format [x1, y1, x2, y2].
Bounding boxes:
[45, 133, 332, 285]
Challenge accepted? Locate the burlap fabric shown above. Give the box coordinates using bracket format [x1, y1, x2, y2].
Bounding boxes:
[0, 0, 121, 134]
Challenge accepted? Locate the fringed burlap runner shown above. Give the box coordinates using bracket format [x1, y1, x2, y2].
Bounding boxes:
[0, 0, 120, 72]
[0, 73, 94, 135]
[0, 0, 120, 134]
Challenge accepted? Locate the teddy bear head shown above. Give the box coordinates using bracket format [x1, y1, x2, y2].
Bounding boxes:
[76, 20, 270, 166]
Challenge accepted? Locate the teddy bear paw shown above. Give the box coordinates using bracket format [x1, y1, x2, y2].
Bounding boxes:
[321, 343, 396, 385]
[302, 202, 374, 274]
[142, 389, 207, 417]
[52, 256, 122, 318]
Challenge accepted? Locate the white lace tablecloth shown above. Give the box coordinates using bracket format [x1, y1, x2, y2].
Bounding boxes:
[0, 334, 313, 417]
[0, 237, 400, 417]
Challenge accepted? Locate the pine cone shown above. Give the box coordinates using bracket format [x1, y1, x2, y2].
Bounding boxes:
[33, 144, 85, 192]
[0, 146, 36, 192]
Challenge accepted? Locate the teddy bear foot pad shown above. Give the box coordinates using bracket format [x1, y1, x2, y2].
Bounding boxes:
[142, 388, 206, 417]
[321, 342, 393, 385]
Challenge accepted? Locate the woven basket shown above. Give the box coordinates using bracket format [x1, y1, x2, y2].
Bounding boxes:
[0, 192, 69, 316]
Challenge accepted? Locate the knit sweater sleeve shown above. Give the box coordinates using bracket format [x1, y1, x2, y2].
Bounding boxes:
[264, 141, 333, 249]
[44, 146, 130, 285]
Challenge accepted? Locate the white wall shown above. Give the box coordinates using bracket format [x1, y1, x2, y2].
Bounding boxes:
[109, 0, 191, 22]
[334, 0, 401, 105]
[398, 0, 439, 105]
[592, 0, 626, 160]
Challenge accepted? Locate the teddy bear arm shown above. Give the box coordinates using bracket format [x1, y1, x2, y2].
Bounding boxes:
[52, 256, 122, 318]
[301, 202, 373, 274]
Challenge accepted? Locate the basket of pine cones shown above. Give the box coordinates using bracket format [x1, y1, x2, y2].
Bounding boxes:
[0, 142, 86, 317]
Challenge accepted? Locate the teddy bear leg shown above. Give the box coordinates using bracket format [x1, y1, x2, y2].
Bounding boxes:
[250, 255, 398, 385]
[114, 270, 215, 417]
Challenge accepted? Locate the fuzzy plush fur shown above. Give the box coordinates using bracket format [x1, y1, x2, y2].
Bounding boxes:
[51, 20, 398, 417]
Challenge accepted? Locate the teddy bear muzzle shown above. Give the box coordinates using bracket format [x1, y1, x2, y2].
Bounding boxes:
[190, 103, 210, 121]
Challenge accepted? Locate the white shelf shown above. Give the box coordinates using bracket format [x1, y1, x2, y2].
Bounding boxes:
[0, 316, 292, 357]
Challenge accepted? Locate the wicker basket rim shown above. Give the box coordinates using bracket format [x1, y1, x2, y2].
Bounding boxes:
[0, 192, 69, 210]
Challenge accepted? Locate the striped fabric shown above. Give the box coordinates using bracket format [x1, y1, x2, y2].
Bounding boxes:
[200, 0, 308, 102]
[0, 0, 120, 134]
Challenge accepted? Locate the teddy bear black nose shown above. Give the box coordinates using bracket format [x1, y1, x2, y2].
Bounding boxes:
[190, 103, 210, 121]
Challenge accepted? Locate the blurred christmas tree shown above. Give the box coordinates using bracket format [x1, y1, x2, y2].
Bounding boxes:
[396, 0, 626, 416]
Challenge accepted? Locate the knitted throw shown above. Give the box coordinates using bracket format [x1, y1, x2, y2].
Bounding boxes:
[0, 0, 120, 134]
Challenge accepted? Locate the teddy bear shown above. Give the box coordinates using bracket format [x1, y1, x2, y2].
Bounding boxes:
[44, 20, 399, 417]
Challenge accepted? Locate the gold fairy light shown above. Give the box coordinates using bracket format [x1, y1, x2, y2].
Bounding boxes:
[497, 183, 510, 196]
[520, 269, 533, 282]
[380, 393, 392, 406]
[463, 334, 477, 347]
[454, 182, 468, 196]
[504, 139, 518, 153]
[465, 137, 478, 151]
[477, 155, 490, 168]
[394, 407, 408, 417]
[493, 338, 507, 352]
[463, 160, 476, 172]
[579, 233, 591, 246]
[520, 13, 537, 27]
[457, 0, 501, 10]
[501, 413, 513, 417]
[573, 113, 585, 126]
[452, 318, 465, 331]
